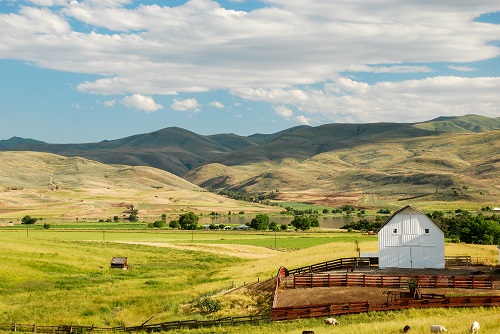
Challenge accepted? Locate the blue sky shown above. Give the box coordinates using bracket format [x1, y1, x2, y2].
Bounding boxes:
[1, 0, 499, 143]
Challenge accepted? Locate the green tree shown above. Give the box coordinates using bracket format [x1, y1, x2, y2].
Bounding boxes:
[291, 215, 319, 230]
[179, 212, 199, 230]
[250, 214, 269, 230]
[21, 215, 37, 225]
[269, 221, 278, 231]
[153, 220, 165, 228]
[126, 204, 139, 222]
[169, 220, 180, 229]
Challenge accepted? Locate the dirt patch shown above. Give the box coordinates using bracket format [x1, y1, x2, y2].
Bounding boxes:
[274, 266, 500, 308]
[110, 241, 281, 259]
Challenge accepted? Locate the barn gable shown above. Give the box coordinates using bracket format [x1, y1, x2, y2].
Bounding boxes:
[377, 205, 445, 269]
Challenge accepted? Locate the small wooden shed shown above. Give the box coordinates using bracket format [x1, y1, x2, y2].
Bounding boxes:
[377, 205, 445, 269]
[110, 257, 128, 269]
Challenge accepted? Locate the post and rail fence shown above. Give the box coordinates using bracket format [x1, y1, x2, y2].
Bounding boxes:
[291, 274, 493, 289]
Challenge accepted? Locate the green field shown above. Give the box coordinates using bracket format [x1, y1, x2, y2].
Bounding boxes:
[0, 228, 498, 333]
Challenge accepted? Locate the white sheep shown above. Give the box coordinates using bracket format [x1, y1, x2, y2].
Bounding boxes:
[430, 325, 448, 333]
[324, 317, 339, 325]
[470, 321, 480, 333]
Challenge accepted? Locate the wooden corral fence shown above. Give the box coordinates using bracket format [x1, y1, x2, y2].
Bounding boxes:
[287, 257, 377, 276]
[270, 295, 500, 321]
[292, 274, 493, 290]
[0, 316, 268, 333]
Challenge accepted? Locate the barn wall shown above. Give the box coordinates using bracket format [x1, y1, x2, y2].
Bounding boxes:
[378, 207, 444, 269]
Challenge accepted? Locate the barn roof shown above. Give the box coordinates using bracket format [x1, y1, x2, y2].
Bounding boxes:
[376, 205, 443, 234]
[111, 257, 128, 264]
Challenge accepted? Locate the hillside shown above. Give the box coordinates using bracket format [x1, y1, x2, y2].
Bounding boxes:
[1, 115, 499, 207]
[0, 152, 277, 222]
[185, 129, 500, 206]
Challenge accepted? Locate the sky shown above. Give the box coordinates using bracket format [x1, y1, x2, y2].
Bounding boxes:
[1, 0, 500, 143]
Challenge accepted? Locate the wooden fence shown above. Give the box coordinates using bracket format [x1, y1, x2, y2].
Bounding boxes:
[285, 256, 490, 277]
[270, 295, 500, 321]
[0, 315, 268, 333]
[287, 257, 377, 276]
[292, 274, 493, 289]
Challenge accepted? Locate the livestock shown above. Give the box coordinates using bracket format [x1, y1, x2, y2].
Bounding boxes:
[403, 325, 411, 332]
[430, 325, 448, 332]
[470, 321, 480, 333]
[302, 331, 314, 334]
[324, 317, 339, 325]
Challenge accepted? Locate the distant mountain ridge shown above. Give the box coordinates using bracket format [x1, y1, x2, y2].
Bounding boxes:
[1, 114, 499, 201]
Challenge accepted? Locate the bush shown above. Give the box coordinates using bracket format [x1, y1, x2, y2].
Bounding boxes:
[169, 220, 180, 229]
[194, 297, 221, 314]
[43, 223, 50, 230]
[153, 220, 165, 228]
[21, 215, 37, 225]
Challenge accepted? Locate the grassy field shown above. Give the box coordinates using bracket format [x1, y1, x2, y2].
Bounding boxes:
[1, 227, 499, 333]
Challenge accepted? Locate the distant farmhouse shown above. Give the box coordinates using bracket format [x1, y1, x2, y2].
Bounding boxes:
[378, 205, 445, 269]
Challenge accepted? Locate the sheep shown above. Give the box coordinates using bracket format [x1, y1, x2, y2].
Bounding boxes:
[324, 317, 339, 325]
[430, 325, 448, 332]
[403, 325, 411, 333]
[470, 321, 480, 333]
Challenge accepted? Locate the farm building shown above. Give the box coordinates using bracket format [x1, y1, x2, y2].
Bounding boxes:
[110, 257, 128, 269]
[377, 205, 445, 269]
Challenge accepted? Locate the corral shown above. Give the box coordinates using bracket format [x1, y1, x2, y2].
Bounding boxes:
[271, 262, 500, 321]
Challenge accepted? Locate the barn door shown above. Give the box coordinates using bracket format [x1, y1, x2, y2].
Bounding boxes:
[398, 247, 412, 268]
[411, 246, 425, 268]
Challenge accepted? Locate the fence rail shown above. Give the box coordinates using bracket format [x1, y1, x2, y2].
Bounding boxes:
[292, 274, 493, 289]
[286, 257, 376, 276]
[0, 315, 268, 334]
[270, 295, 500, 321]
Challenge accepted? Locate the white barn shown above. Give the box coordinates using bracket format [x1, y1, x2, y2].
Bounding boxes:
[377, 205, 445, 269]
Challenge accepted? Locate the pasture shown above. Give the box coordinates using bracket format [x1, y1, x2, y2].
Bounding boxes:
[0, 227, 498, 333]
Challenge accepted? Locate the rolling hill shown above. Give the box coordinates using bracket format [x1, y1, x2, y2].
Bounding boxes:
[1, 114, 499, 207]
[0, 152, 276, 222]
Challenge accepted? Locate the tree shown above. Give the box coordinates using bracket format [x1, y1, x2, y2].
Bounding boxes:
[269, 221, 278, 231]
[125, 204, 139, 222]
[169, 220, 180, 229]
[21, 215, 37, 225]
[153, 220, 165, 228]
[250, 214, 269, 230]
[291, 215, 319, 230]
[179, 212, 199, 230]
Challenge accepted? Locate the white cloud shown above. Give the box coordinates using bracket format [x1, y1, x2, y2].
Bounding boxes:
[102, 99, 116, 107]
[1, 0, 499, 96]
[1, 1, 500, 124]
[121, 94, 162, 112]
[209, 100, 225, 109]
[274, 105, 293, 118]
[171, 98, 200, 112]
[296, 115, 311, 125]
[448, 65, 476, 72]
[234, 76, 500, 124]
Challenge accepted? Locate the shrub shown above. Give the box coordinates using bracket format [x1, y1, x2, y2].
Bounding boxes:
[194, 296, 221, 314]
[153, 220, 165, 228]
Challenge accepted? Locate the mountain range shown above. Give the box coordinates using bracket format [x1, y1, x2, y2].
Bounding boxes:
[1, 114, 499, 205]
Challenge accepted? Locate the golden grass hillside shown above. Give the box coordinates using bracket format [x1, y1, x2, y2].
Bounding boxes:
[185, 130, 500, 208]
[0, 151, 279, 222]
